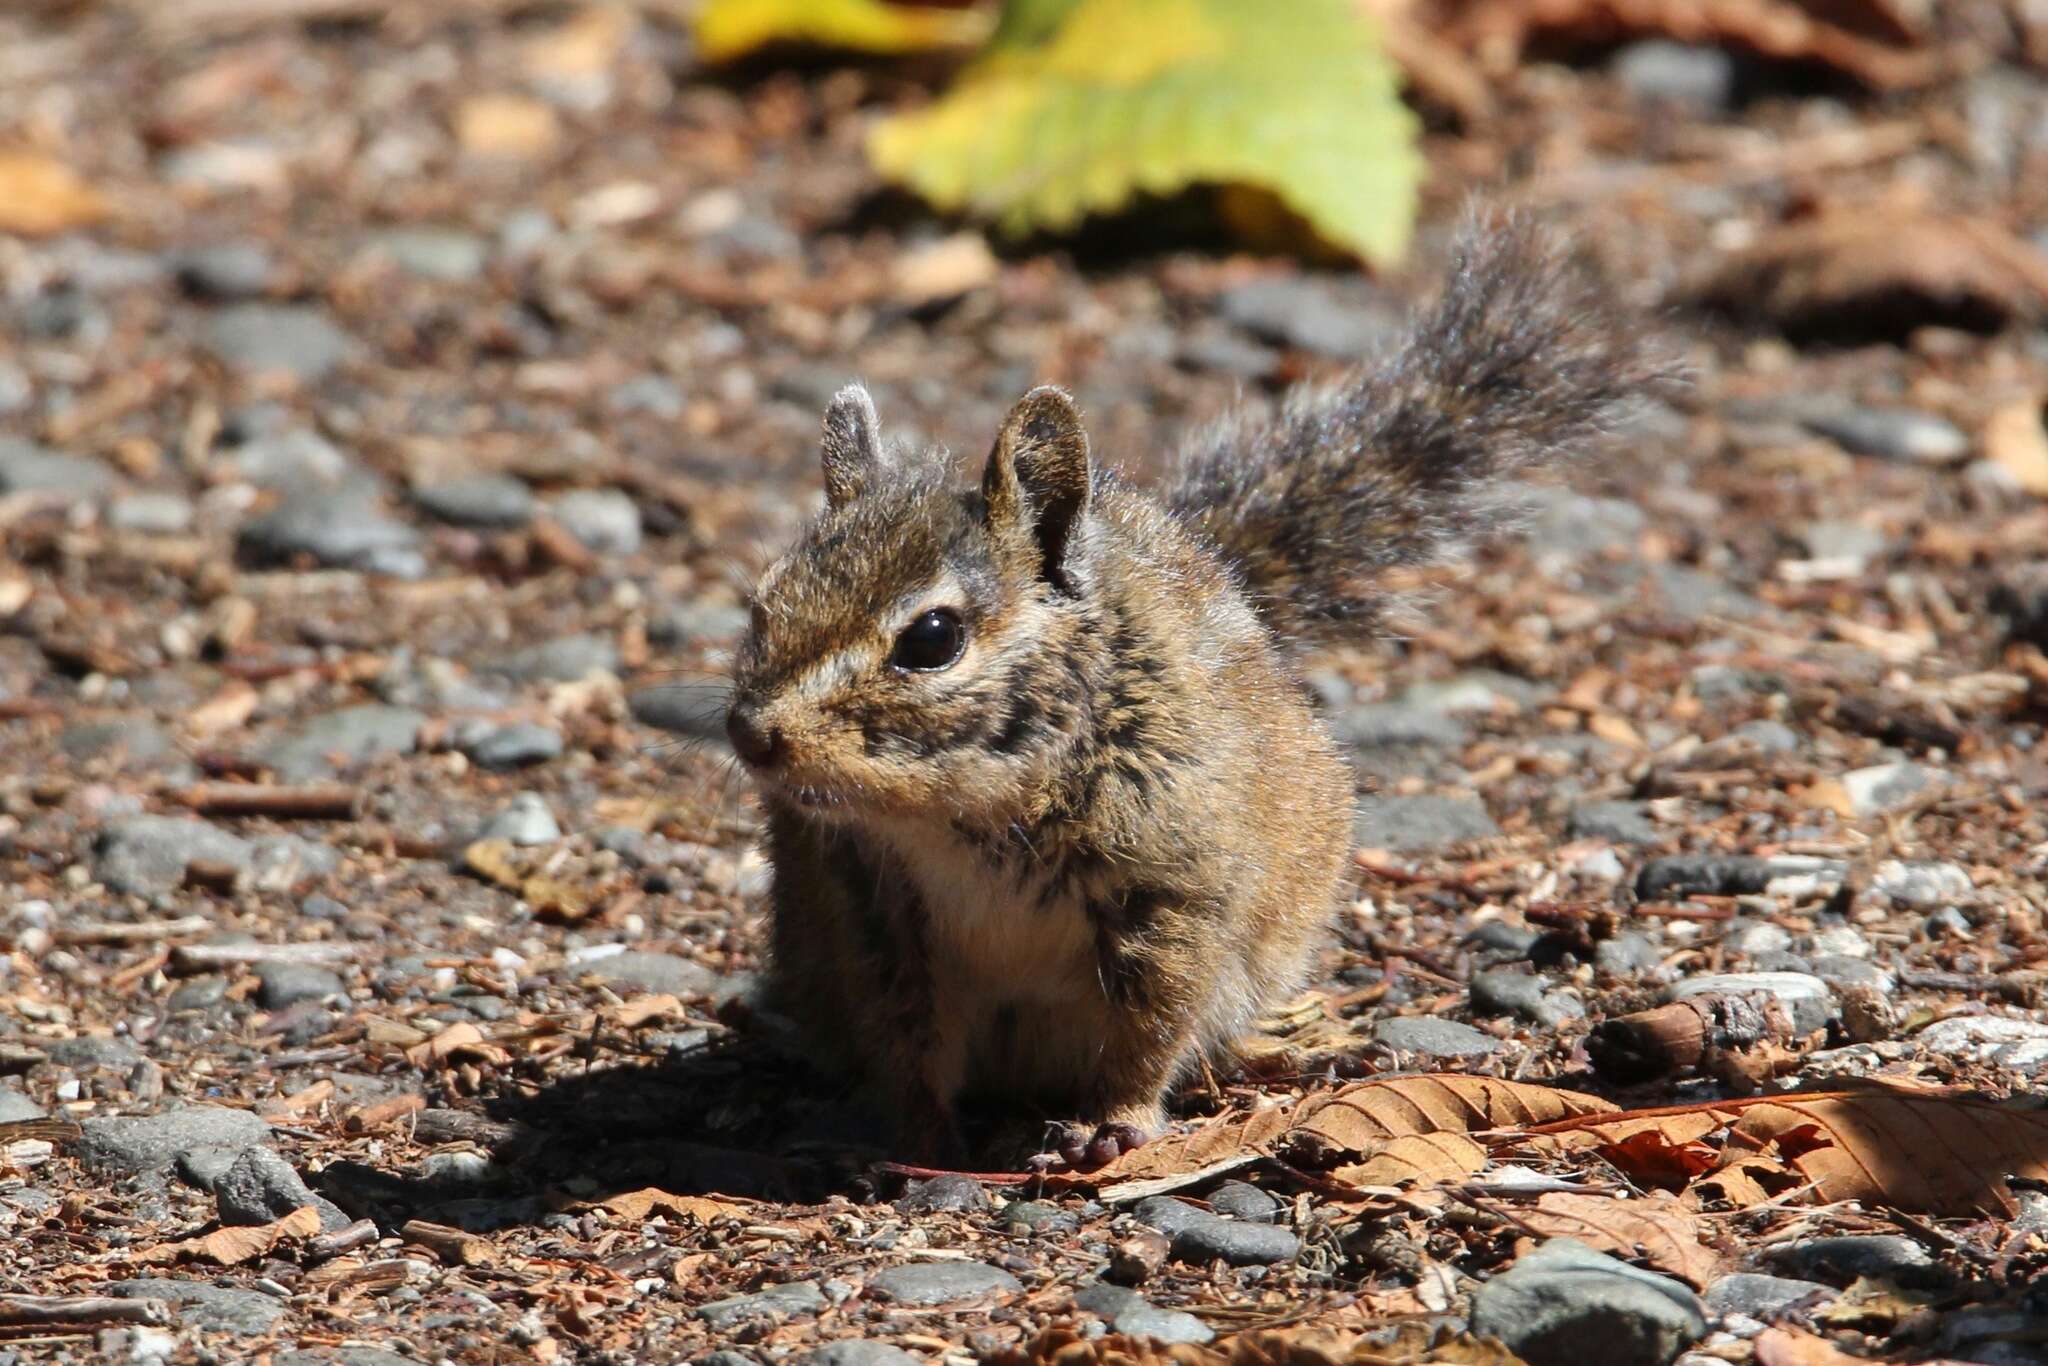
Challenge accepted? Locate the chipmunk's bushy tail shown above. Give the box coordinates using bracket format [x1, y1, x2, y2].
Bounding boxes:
[1167, 206, 1677, 646]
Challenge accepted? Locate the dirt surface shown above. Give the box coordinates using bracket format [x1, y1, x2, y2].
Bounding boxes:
[5, 3, 2048, 1364]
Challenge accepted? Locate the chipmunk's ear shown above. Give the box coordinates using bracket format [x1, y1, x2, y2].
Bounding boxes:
[820, 384, 885, 509]
[983, 385, 1091, 592]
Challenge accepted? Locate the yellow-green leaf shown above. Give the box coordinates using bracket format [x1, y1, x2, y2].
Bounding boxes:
[696, 0, 992, 63]
[869, 0, 1420, 266]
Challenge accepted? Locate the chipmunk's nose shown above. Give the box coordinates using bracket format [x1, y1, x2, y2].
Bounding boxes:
[725, 701, 784, 769]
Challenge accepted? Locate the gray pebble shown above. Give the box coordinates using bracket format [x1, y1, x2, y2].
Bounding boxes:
[1133, 1195, 1300, 1266]
[1471, 968, 1581, 1026]
[1838, 761, 1940, 817]
[1797, 519, 1888, 567]
[77, 1105, 272, 1174]
[261, 704, 424, 782]
[610, 375, 687, 419]
[107, 1280, 288, 1336]
[227, 429, 364, 495]
[586, 950, 737, 1001]
[895, 1174, 988, 1214]
[0, 436, 114, 501]
[454, 721, 564, 769]
[1728, 920, 1793, 956]
[1073, 1283, 1216, 1345]
[371, 227, 487, 281]
[1726, 719, 1800, 754]
[1218, 276, 1392, 358]
[1471, 1238, 1705, 1366]
[1397, 670, 1550, 715]
[1870, 859, 1972, 908]
[1648, 564, 1764, 623]
[489, 633, 620, 684]
[479, 793, 561, 846]
[1568, 800, 1661, 846]
[240, 494, 424, 578]
[167, 977, 230, 1012]
[547, 488, 641, 556]
[106, 493, 196, 534]
[174, 242, 274, 300]
[1331, 703, 1469, 750]
[1524, 488, 1648, 560]
[1804, 408, 1970, 465]
[45, 1036, 144, 1069]
[1593, 932, 1664, 976]
[1468, 920, 1542, 957]
[256, 961, 345, 1009]
[274, 1351, 417, 1366]
[62, 717, 179, 769]
[207, 303, 355, 381]
[1207, 1181, 1281, 1223]
[1373, 1016, 1501, 1059]
[1916, 1015, 2048, 1069]
[647, 601, 750, 649]
[1810, 956, 1892, 994]
[694, 1279, 826, 1332]
[797, 1345, 917, 1366]
[1668, 972, 1834, 1035]
[1002, 1200, 1077, 1234]
[95, 816, 252, 897]
[1352, 795, 1497, 852]
[1176, 325, 1280, 380]
[1611, 40, 1736, 112]
[174, 1143, 248, 1192]
[866, 1261, 1020, 1305]
[413, 474, 535, 529]
[1762, 1235, 1933, 1286]
[1636, 855, 1846, 901]
[1704, 1272, 1835, 1322]
[629, 682, 732, 743]
[215, 1145, 348, 1231]
[0, 1088, 47, 1122]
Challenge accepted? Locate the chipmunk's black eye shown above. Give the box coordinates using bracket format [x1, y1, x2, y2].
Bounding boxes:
[890, 609, 966, 672]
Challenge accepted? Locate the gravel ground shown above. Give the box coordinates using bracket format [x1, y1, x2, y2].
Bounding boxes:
[4, 3, 2048, 1365]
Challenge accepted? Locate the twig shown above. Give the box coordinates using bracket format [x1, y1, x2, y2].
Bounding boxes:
[56, 917, 213, 946]
[0, 1296, 170, 1329]
[179, 782, 359, 820]
[172, 941, 357, 970]
[305, 1219, 380, 1264]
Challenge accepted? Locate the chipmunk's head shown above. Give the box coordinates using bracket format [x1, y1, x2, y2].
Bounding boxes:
[726, 382, 1097, 823]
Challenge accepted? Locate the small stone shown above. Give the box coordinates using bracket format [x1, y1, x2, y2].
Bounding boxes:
[207, 303, 354, 381]
[1593, 932, 1664, 976]
[1470, 968, 1579, 1025]
[227, 428, 364, 494]
[547, 488, 641, 556]
[1133, 1196, 1300, 1266]
[587, 950, 735, 1000]
[62, 717, 179, 768]
[1917, 1015, 2048, 1070]
[240, 494, 424, 577]
[454, 721, 564, 769]
[167, 977, 230, 1012]
[609, 374, 686, 419]
[1762, 1235, 1933, 1285]
[1726, 719, 1800, 754]
[107, 1280, 287, 1336]
[797, 1345, 917, 1366]
[648, 601, 750, 648]
[489, 633, 620, 684]
[1704, 1273, 1835, 1323]
[1330, 703, 1469, 749]
[1611, 40, 1736, 111]
[1802, 924, 1870, 958]
[1924, 906, 1972, 938]
[106, 493, 196, 534]
[1352, 795, 1498, 852]
[478, 793, 561, 846]
[1073, 1284, 1216, 1346]
[1729, 920, 1794, 956]
[1176, 325, 1280, 380]
[866, 1261, 1020, 1305]
[0, 1088, 48, 1122]
[895, 1174, 988, 1214]
[1469, 921, 1542, 957]
[261, 705, 425, 782]
[95, 816, 253, 897]
[1218, 276, 1393, 358]
[1470, 1238, 1706, 1366]
[412, 474, 535, 529]
[76, 1105, 272, 1174]
[1649, 564, 1764, 623]
[1002, 1201, 1077, 1234]
[1804, 408, 1970, 465]
[1797, 520, 1888, 567]
[46, 1036, 144, 1069]
[629, 681, 731, 742]
[174, 1144, 248, 1191]
[1397, 670, 1550, 715]
[694, 1280, 827, 1333]
[1373, 1016, 1501, 1059]
[256, 961, 345, 1009]
[1568, 800, 1661, 846]
[1524, 487, 1647, 560]
[1836, 761, 1939, 817]
[0, 437, 114, 501]
[1869, 859, 1973, 908]
[1636, 855, 1846, 902]
[370, 228, 487, 281]
[1668, 973, 1834, 1035]
[1207, 1181, 1281, 1223]
[215, 1146, 346, 1230]
[274, 1351, 416, 1366]
[1811, 956, 1892, 995]
[173, 242, 274, 299]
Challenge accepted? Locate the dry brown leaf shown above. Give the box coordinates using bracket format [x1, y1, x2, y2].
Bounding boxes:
[593, 1188, 747, 1223]
[0, 151, 109, 236]
[1753, 1328, 1877, 1366]
[1577, 1113, 1725, 1191]
[991, 1321, 1529, 1366]
[404, 1021, 512, 1069]
[1690, 1153, 1806, 1209]
[1733, 1092, 2048, 1216]
[1447, 0, 1939, 89]
[1075, 1105, 1294, 1195]
[133, 1204, 320, 1266]
[1985, 397, 2048, 497]
[456, 93, 561, 158]
[1329, 1132, 1489, 1189]
[610, 994, 687, 1028]
[462, 839, 594, 922]
[1512, 1191, 1722, 1289]
[1689, 210, 2048, 338]
[1288, 1075, 1616, 1160]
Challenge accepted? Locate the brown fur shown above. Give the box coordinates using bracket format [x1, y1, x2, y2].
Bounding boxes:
[726, 211, 1662, 1160]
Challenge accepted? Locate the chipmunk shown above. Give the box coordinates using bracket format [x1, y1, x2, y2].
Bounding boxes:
[725, 209, 1666, 1167]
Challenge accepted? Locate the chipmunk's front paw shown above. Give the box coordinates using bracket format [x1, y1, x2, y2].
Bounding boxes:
[1030, 1119, 1150, 1171]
